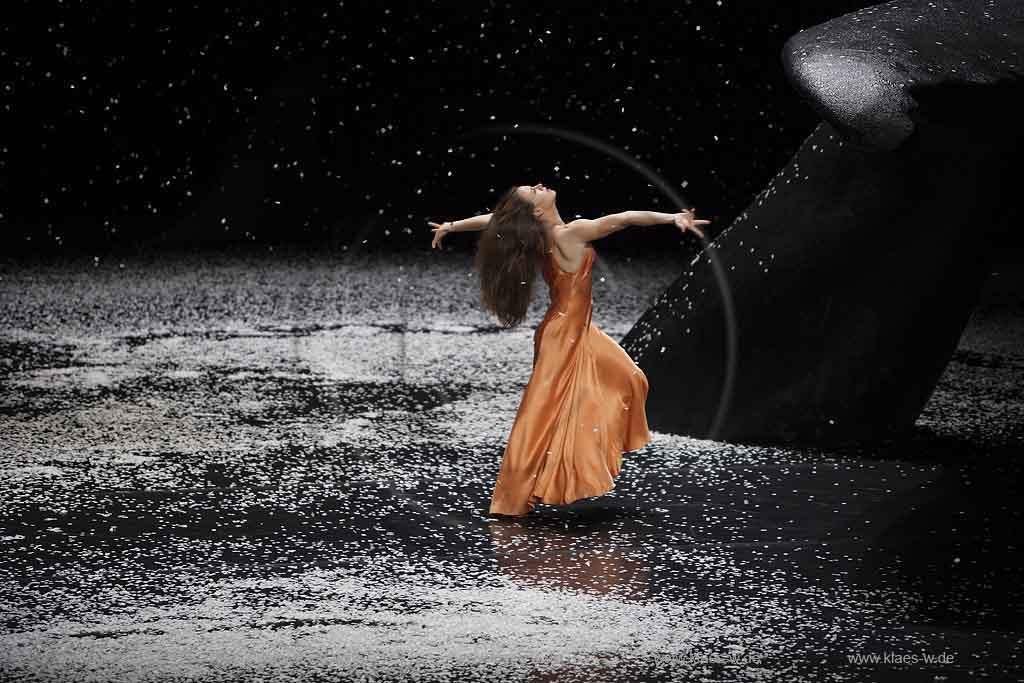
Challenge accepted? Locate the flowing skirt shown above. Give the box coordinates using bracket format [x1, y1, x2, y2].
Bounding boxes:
[488, 321, 651, 516]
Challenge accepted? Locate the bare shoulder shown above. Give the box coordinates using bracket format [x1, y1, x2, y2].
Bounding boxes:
[559, 212, 629, 243]
[555, 221, 591, 253]
[550, 222, 590, 272]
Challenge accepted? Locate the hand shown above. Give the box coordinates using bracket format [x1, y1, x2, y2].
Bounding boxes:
[673, 208, 710, 239]
[428, 221, 452, 249]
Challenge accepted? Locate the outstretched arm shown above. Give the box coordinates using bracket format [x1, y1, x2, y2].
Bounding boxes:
[428, 212, 493, 249]
[565, 209, 708, 242]
[446, 213, 492, 232]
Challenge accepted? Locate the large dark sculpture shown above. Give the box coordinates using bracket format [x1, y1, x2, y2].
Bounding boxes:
[622, 0, 1024, 446]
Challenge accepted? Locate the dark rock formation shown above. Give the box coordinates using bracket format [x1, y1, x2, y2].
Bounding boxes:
[622, 0, 1024, 446]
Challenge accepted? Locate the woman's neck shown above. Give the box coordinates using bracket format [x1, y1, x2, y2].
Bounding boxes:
[538, 207, 566, 229]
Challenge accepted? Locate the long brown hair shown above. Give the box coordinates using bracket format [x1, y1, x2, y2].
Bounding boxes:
[474, 186, 552, 329]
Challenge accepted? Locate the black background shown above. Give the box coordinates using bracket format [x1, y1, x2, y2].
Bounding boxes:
[5, 0, 1018, 259]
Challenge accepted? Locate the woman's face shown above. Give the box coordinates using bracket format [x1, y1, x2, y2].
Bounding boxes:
[517, 183, 556, 210]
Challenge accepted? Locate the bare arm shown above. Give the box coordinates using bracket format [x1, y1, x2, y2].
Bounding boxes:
[564, 210, 681, 242]
[428, 212, 494, 249]
[447, 213, 492, 232]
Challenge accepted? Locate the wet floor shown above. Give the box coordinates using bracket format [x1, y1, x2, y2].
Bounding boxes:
[1, 246, 1022, 682]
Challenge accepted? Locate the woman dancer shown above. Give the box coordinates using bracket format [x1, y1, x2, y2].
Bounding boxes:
[429, 183, 709, 517]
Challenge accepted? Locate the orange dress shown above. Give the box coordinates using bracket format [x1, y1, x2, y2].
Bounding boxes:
[488, 243, 652, 517]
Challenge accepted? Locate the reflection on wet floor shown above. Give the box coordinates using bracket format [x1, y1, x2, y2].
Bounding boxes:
[0, 250, 1021, 681]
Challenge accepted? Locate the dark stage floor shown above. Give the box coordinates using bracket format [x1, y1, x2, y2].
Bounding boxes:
[1, 246, 1021, 682]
